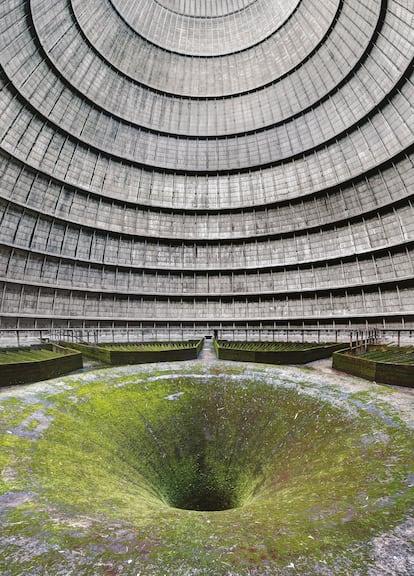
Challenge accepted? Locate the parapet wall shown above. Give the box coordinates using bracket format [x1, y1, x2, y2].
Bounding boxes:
[333, 346, 414, 387]
[64, 340, 204, 364]
[0, 344, 83, 387]
[215, 341, 345, 364]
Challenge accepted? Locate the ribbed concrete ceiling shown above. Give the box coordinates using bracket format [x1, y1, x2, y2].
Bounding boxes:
[110, 0, 301, 55]
[156, 0, 258, 18]
[0, 0, 413, 331]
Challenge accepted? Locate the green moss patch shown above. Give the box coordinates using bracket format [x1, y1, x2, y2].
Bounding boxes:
[100, 342, 201, 352]
[356, 346, 414, 365]
[0, 348, 64, 364]
[0, 364, 413, 575]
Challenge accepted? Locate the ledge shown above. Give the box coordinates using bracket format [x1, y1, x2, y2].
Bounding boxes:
[215, 340, 346, 363]
[333, 345, 414, 387]
[62, 339, 204, 364]
[0, 343, 83, 387]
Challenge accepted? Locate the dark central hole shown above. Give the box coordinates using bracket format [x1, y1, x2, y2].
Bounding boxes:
[162, 455, 243, 512]
[172, 484, 235, 512]
[171, 476, 236, 512]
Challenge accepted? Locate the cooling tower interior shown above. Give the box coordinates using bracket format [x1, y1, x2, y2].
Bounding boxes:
[0, 0, 413, 336]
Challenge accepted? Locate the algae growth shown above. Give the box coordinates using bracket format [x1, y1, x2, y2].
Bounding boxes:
[0, 362, 413, 575]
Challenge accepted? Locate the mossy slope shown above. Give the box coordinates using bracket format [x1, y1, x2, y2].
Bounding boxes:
[0, 364, 413, 575]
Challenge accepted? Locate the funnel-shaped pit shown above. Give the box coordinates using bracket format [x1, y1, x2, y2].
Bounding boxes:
[45, 376, 352, 516]
[2, 365, 414, 575]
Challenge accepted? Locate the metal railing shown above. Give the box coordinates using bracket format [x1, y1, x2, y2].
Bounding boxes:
[1, 326, 413, 348]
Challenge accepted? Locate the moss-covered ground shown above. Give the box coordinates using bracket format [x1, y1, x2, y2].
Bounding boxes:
[0, 362, 413, 575]
[356, 347, 414, 365]
[217, 341, 336, 351]
[100, 341, 200, 352]
[0, 348, 64, 364]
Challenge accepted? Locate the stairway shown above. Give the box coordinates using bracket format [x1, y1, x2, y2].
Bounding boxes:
[199, 338, 217, 362]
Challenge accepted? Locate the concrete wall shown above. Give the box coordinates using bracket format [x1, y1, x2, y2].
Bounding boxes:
[333, 347, 414, 387]
[0, 344, 83, 387]
[65, 340, 203, 364]
[216, 342, 346, 364]
[0, 0, 413, 330]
